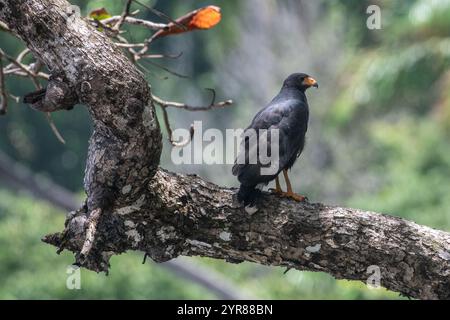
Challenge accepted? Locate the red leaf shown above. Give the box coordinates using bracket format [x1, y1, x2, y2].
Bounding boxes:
[151, 6, 222, 41]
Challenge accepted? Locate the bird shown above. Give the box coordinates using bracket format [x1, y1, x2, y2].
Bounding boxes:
[232, 73, 318, 207]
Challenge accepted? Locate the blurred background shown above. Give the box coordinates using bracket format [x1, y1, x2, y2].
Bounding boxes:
[1, 0, 449, 299]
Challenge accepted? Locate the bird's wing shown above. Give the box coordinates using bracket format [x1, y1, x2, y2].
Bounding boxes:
[232, 98, 308, 185]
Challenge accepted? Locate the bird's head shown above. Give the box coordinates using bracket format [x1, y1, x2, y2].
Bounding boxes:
[283, 73, 319, 91]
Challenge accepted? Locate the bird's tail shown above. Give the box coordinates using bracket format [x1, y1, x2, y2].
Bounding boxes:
[237, 184, 261, 207]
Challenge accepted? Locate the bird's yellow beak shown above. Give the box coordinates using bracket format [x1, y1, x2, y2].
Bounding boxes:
[303, 76, 318, 88]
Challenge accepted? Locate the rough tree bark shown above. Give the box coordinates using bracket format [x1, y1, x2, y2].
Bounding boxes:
[1, 0, 449, 300]
[0, 151, 252, 300]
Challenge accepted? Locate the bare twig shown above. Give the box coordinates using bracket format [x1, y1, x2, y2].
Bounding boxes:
[94, 7, 182, 62]
[115, 42, 145, 49]
[135, 62, 166, 81]
[141, 52, 183, 59]
[8, 93, 20, 103]
[141, 59, 188, 78]
[0, 49, 65, 143]
[93, 15, 167, 62]
[3, 69, 49, 79]
[132, 0, 187, 31]
[15, 48, 30, 65]
[113, 0, 133, 31]
[152, 90, 233, 111]
[129, 0, 188, 57]
[102, 15, 167, 31]
[4, 48, 30, 70]
[161, 106, 194, 147]
[0, 48, 41, 89]
[0, 49, 35, 78]
[154, 88, 232, 147]
[112, 34, 140, 63]
[45, 112, 66, 145]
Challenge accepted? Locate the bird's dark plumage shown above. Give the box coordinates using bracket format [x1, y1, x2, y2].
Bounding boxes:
[233, 73, 318, 206]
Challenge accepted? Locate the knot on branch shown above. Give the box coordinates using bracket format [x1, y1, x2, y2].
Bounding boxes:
[43, 205, 129, 273]
[23, 72, 78, 112]
[125, 97, 145, 125]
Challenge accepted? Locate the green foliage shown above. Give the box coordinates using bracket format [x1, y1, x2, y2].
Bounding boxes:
[350, 119, 450, 229]
[325, 1, 450, 236]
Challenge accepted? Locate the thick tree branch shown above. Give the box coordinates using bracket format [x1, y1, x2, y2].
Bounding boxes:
[1, 0, 162, 262]
[43, 169, 450, 300]
[1, 0, 449, 301]
[0, 151, 252, 300]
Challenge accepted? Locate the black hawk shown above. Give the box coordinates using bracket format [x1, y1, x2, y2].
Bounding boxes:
[232, 73, 318, 206]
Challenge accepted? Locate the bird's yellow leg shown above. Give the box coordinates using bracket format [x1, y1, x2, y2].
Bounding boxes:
[282, 169, 306, 202]
[275, 176, 283, 194]
[270, 175, 284, 195]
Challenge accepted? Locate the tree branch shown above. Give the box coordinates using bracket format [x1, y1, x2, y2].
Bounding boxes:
[1, 0, 449, 301]
[112, 0, 133, 31]
[42, 168, 450, 300]
[0, 151, 252, 300]
[152, 91, 233, 111]
[101, 16, 167, 31]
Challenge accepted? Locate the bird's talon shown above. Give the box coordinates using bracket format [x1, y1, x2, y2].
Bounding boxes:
[285, 192, 307, 202]
[293, 195, 307, 202]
